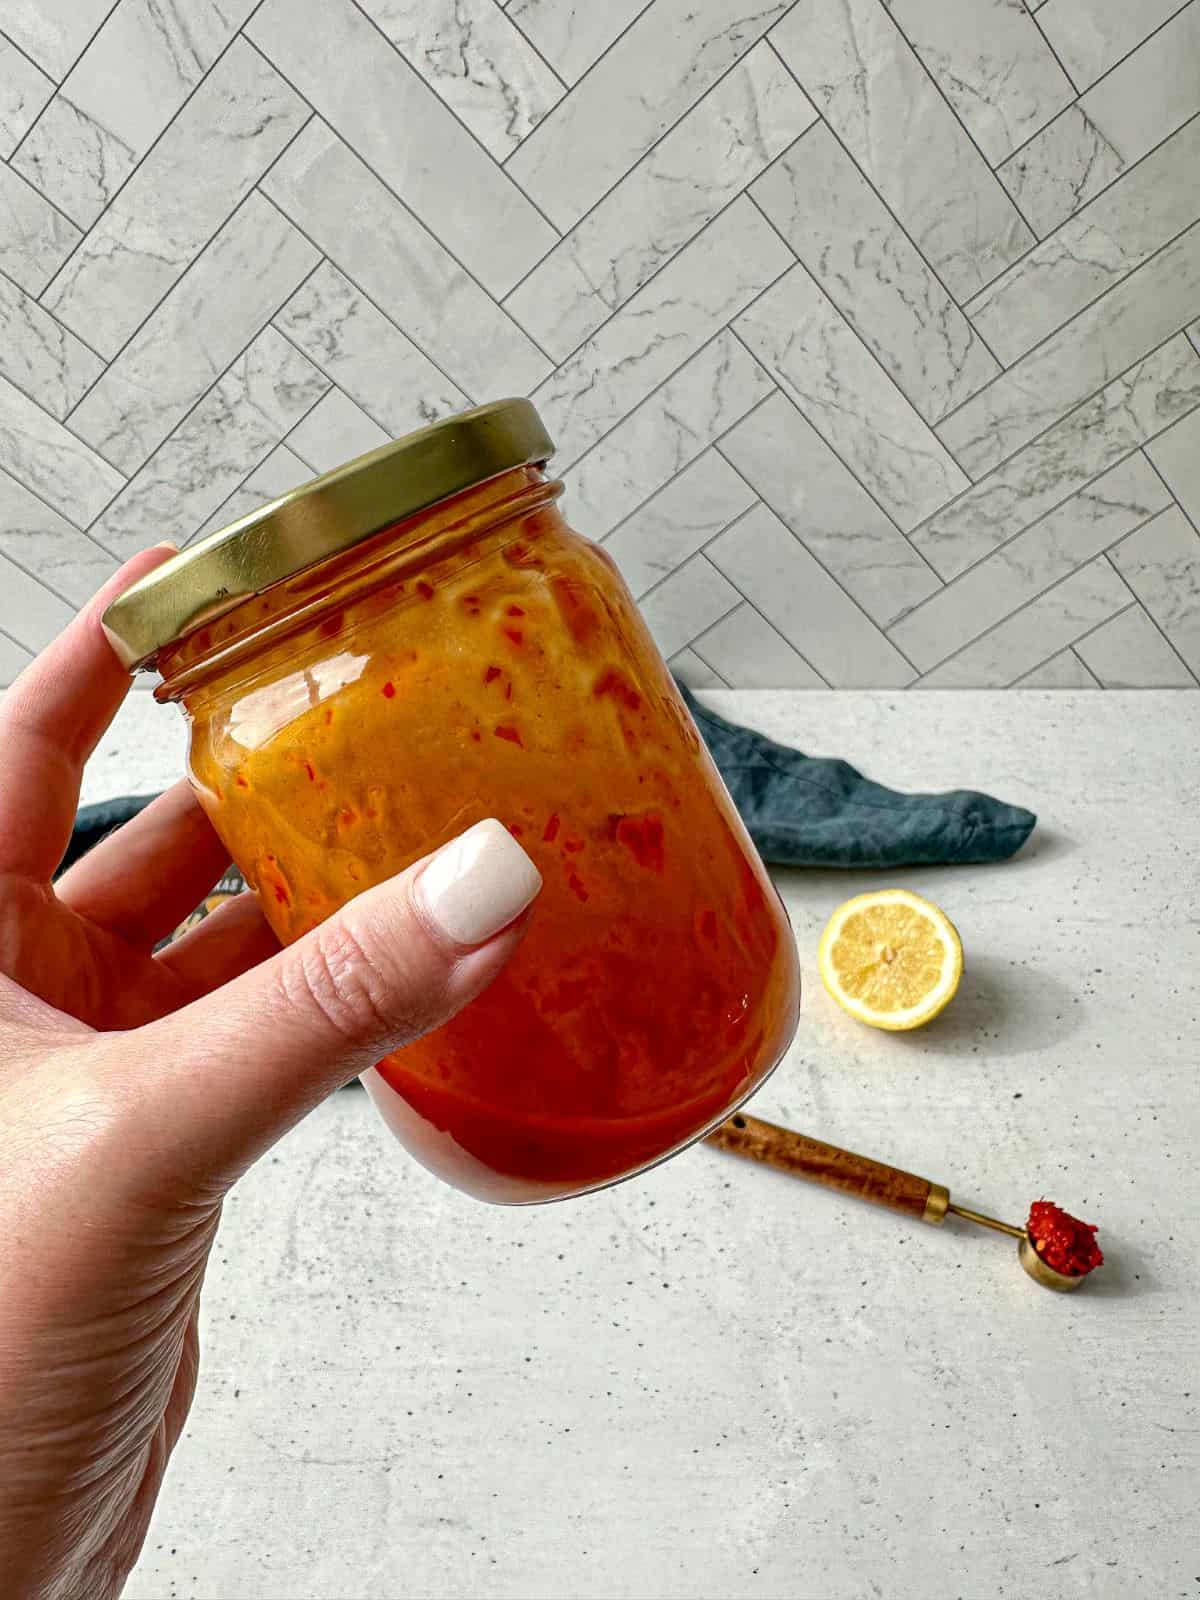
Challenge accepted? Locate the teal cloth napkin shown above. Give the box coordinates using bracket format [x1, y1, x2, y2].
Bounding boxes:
[677, 686, 1035, 867]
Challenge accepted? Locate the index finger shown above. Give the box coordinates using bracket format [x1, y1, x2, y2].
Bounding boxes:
[0, 544, 178, 882]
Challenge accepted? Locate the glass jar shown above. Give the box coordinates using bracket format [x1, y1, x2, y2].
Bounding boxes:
[103, 401, 799, 1202]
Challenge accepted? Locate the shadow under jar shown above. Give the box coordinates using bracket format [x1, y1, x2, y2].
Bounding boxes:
[103, 401, 800, 1202]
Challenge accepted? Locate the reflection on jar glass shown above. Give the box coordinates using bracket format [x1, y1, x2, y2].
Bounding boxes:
[104, 402, 800, 1203]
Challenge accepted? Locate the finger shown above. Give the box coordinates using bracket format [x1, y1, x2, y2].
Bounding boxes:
[155, 891, 280, 994]
[0, 544, 178, 881]
[105, 820, 542, 1188]
[56, 779, 230, 948]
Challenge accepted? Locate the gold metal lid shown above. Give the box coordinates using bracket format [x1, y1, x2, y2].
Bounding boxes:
[102, 398, 554, 670]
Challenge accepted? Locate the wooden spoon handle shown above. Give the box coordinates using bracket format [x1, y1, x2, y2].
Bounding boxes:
[705, 1112, 948, 1223]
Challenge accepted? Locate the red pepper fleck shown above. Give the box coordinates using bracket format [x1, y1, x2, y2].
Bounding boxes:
[303, 761, 317, 782]
[470, 730, 482, 742]
[567, 871, 589, 903]
[506, 604, 526, 617]
[1026, 1201, 1103, 1278]
[503, 541, 542, 568]
[563, 837, 585, 854]
[416, 580, 435, 601]
[324, 707, 334, 724]
[543, 813, 561, 843]
[319, 611, 344, 639]
[339, 808, 357, 827]
[697, 908, 718, 946]
[508, 823, 524, 838]
[381, 680, 396, 698]
[505, 682, 513, 701]
[594, 666, 642, 712]
[503, 627, 524, 646]
[235, 774, 250, 790]
[494, 724, 524, 747]
[484, 665, 502, 684]
[550, 575, 601, 646]
[195, 629, 212, 651]
[273, 883, 290, 906]
[461, 594, 481, 615]
[614, 812, 665, 872]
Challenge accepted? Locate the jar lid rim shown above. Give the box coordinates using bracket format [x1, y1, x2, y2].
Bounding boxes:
[101, 398, 555, 671]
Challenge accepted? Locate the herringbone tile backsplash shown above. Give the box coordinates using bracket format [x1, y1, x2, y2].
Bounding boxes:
[2, 0, 1199, 689]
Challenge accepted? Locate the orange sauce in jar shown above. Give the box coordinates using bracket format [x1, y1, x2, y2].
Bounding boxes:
[149, 431, 798, 1202]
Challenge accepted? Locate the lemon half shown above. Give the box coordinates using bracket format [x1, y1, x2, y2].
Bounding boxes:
[818, 889, 962, 1031]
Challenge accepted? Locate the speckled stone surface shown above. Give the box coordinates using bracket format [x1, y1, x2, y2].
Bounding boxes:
[86, 690, 1198, 1600]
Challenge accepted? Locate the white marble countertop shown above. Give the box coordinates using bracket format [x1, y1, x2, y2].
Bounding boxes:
[88, 691, 1198, 1600]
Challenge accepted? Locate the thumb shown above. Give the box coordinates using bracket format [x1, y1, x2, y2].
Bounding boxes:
[111, 819, 541, 1189]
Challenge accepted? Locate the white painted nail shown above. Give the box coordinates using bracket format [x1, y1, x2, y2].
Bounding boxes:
[417, 818, 542, 946]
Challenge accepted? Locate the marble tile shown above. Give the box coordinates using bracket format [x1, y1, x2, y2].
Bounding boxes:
[247, 0, 554, 298]
[0, 161, 79, 296]
[941, 221, 1200, 476]
[505, 43, 813, 362]
[890, 455, 1170, 669]
[42, 42, 308, 361]
[1111, 504, 1200, 673]
[666, 646, 727, 689]
[0, 629, 33, 688]
[286, 387, 391, 475]
[736, 265, 968, 532]
[12, 0, 252, 228]
[708, 503, 917, 687]
[914, 336, 1200, 578]
[637, 553, 740, 660]
[564, 332, 773, 538]
[0, 0, 115, 80]
[0, 465, 116, 604]
[91, 327, 327, 558]
[263, 123, 549, 401]
[0, 271, 102, 418]
[357, 0, 563, 159]
[505, 0, 649, 84]
[533, 197, 790, 468]
[1145, 406, 1200, 530]
[718, 390, 939, 626]
[0, 548, 74, 652]
[0, 371, 123, 523]
[507, 0, 791, 230]
[69, 192, 319, 476]
[1015, 649, 1098, 687]
[274, 264, 466, 439]
[692, 601, 824, 687]
[967, 117, 1200, 367]
[1035, 0, 1189, 93]
[887, 0, 1073, 165]
[192, 444, 313, 544]
[999, 4, 1200, 236]
[773, 0, 1033, 300]
[751, 123, 998, 424]
[917, 560, 1130, 686]
[602, 451, 755, 598]
[0, 32, 53, 156]
[1075, 602, 1197, 686]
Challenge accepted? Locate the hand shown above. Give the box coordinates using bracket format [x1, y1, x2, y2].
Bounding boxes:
[0, 548, 541, 1600]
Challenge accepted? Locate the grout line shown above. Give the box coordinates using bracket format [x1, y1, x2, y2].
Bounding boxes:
[1066, 646, 1102, 687]
[962, 108, 1200, 322]
[1, 264, 107, 364]
[0, 25, 64, 87]
[999, 601, 1136, 687]
[257, 192, 478, 408]
[998, 0, 1197, 173]
[344, 0, 562, 238]
[244, 32, 561, 365]
[874, 4, 1041, 243]
[723, 323, 945, 586]
[268, 321, 400, 440]
[499, 33, 803, 314]
[1187, 324, 1200, 362]
[1139, 443, 1200, 537]
[763, 47, 1008, 346]
[679, 643, 733, 690]
[1027, 6, 1082, 96]
[1100, 546, 1200, 683]
[0, 461, 128, 577]
[0, 537, 106, 614]
[476, 0, 570, 93]
[705, 446, 923, 671]
[931, 315, 1200, 491]
[692, 601, 831, 689]
[0, 620, 35, 664]
[33, 4, 275, 294]
[80, 288, 330, 545]
[501, 0, 659, 142]
[7, 0, 123, 163]
[56, 102, 318, 431]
